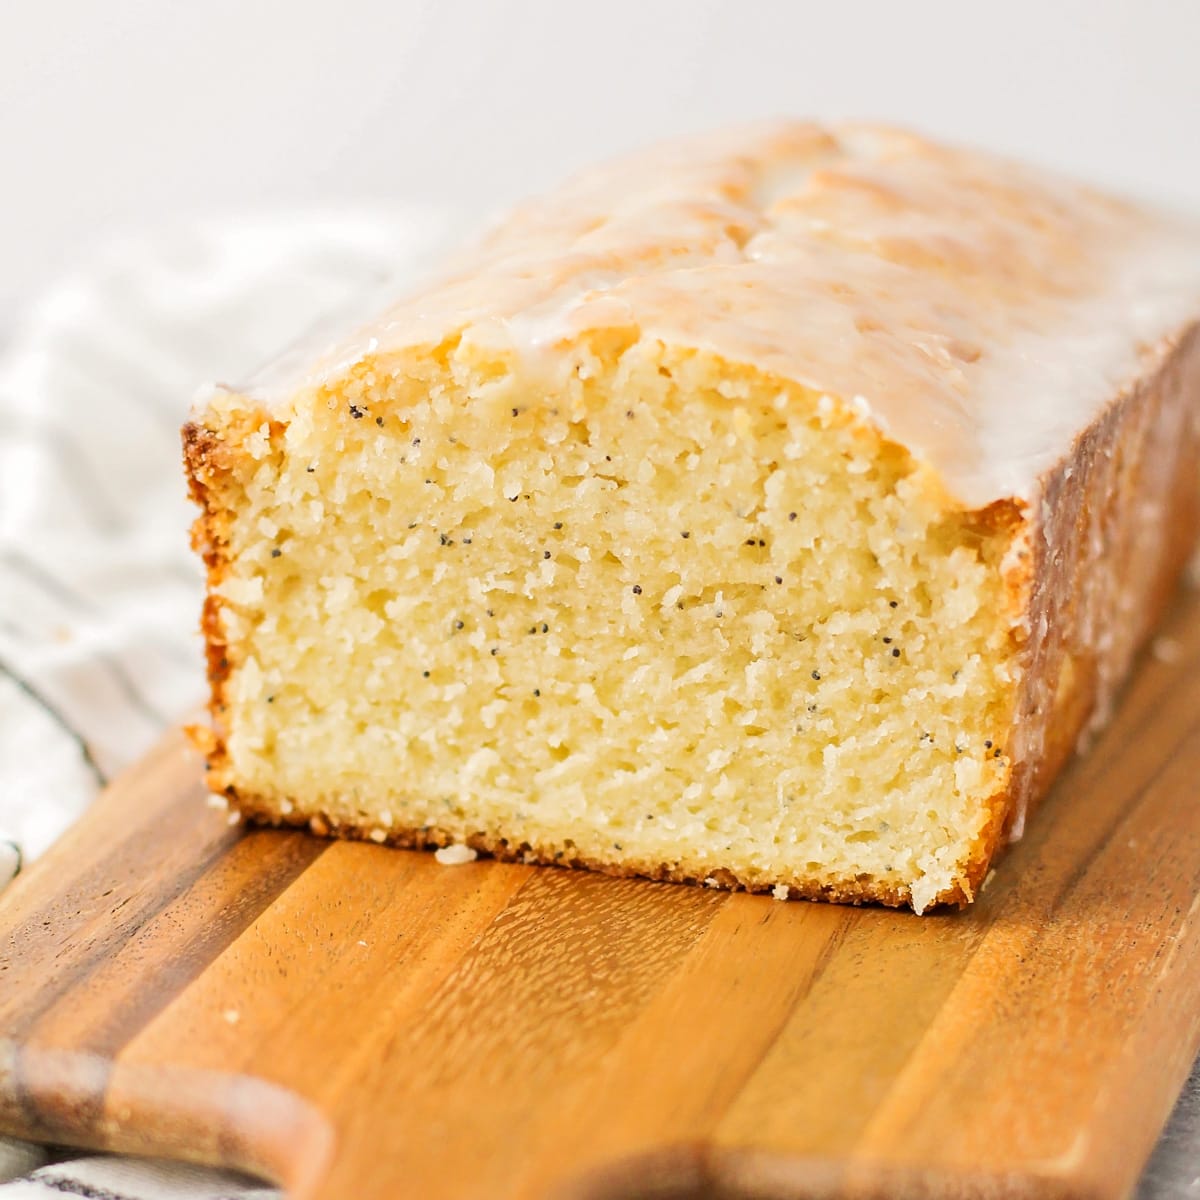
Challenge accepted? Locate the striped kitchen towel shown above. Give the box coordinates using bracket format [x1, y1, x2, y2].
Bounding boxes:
[0, 1150, 275, 1199]
[1, 207, 1198, 1200]
[0, 208, 445, 1197]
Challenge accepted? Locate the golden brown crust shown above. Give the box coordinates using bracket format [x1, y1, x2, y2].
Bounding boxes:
[225, 789, 969, 910]
[182, 421, 236, 797]
[1000, 323, 1200, 845]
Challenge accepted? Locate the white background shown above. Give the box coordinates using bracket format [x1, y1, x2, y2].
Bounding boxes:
[2, 0, 1199, 302]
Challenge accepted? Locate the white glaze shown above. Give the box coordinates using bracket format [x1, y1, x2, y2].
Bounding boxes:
[217, 121, 1200, 510]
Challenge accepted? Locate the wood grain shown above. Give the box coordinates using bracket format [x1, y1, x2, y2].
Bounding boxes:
[2, 588, 1200, 1199]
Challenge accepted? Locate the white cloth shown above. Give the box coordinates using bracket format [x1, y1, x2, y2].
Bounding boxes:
[0, 1153, 274, 1199]
[0, 210, 1196, 1199]
[0, 209, 444, 1196]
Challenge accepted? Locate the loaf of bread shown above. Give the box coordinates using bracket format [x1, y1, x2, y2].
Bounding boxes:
[184, 123, 1200, 912]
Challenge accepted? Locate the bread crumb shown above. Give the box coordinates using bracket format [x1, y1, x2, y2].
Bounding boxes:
[435, 844, 478, 866]
[703, 876, 720, 888]
[368, 828, 388, 843]
[206, 793, 228, 811]
[226, 809, 242, 826]
[1152, 635, 1183, 664]
[772, 883, 790, 901]
[222, 1009, 240, 1024]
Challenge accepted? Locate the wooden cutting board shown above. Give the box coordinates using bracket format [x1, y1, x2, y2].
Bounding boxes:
[3, 591, 1200, 1200]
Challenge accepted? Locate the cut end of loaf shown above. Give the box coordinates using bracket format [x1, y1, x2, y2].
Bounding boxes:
[185, 336, 1027, 912]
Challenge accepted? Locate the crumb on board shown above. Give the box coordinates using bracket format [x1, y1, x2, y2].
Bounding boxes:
[1152, 635, 1183, 664]
[222, 1009, 240, 1025]
[772, 883, 790, 901]
[206, 793, 229, 811]
[435, 843, 478, 866]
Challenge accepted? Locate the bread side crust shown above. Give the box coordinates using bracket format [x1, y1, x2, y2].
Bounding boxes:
[1000, 323, 1200, 846]
[183, 415, 255, 801]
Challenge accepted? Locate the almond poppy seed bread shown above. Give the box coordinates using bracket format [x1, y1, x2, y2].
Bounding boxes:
[184, 122, 1200, 911]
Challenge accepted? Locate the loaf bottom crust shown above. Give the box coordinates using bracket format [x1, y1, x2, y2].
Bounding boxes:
[998, 325, 1200, 850]
[222, 792, 1013, 908]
